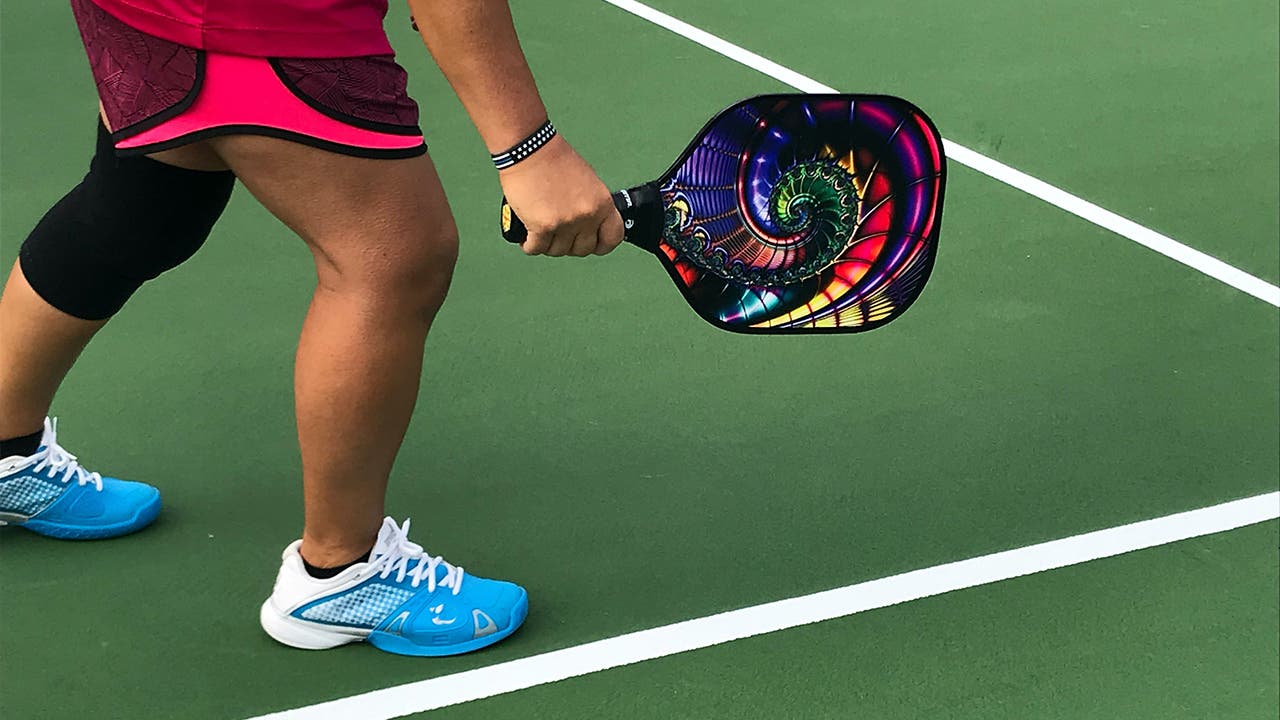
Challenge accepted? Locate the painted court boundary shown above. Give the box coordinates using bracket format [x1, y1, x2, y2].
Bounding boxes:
[604, 0, 1280, 308]
[247, 491, 1279, 720]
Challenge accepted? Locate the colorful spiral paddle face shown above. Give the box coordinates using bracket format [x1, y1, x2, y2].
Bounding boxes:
[656, 95, 945, 333]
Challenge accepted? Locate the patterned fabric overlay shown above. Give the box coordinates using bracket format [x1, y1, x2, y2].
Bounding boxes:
[298, 583, 414, 628]
[274, 56, 420, 129]
[0, 474, 63, 517]
[70, 0, 199, 134]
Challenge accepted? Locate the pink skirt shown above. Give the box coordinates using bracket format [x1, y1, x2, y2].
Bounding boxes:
[71, 0, 427, 159]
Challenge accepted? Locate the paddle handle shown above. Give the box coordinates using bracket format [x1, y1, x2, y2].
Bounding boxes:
[501, 183, 664, 253]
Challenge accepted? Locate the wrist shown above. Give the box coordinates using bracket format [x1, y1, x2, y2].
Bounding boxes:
[496, 134, 570, 177]
[490, 119, 557, 170]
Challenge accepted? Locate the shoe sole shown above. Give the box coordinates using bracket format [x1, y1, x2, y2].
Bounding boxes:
[260, 589, 529, 657]
[10, 491, 162, 540]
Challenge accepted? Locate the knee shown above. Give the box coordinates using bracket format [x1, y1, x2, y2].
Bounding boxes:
[314, 220, 459, 324]
[399, 224, 460, 319]
[20, 121, 234, 320]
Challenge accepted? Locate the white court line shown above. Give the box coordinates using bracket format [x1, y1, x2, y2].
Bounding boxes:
[603, 0, 1280, 308]
[246, 492, 1279, 720]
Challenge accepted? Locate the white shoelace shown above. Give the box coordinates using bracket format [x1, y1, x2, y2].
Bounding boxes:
[28, 418, 103, 491]
[371, 518, 465, 595]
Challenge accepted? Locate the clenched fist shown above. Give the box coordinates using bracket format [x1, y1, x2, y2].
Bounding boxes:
[498, 136, 624, 257]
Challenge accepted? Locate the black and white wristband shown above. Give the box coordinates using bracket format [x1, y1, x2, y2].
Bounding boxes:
[491, 121, 557, 170]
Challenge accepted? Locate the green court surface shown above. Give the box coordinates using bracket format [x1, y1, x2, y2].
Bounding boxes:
[1, 1, 1277, 719]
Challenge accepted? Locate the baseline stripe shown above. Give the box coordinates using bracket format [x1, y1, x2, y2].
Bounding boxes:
[601, 0, 1280, 308]
[245, 492, 1279, 720]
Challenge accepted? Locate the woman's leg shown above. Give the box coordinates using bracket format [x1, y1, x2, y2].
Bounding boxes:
[0, 122, 227, 444]
[208, 135, 458, 567]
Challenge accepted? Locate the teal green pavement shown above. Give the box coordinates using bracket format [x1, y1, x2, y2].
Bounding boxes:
[1, 1, 1276, 719]
[643, 0, 1280, 285]
[425, 521, 1280, 720]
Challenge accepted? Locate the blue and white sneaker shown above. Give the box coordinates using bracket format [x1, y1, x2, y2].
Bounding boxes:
[0, 417, 161, 539]
[260, 517, 529, 656]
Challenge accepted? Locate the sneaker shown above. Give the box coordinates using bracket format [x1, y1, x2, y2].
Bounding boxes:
[0, 418, 161, 539]
[260, 517, 529, 656]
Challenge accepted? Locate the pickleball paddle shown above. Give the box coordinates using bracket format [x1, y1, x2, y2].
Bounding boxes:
[500, 94, 946, 334]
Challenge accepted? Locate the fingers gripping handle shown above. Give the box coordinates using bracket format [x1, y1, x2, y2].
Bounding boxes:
[500, 183, 665, 254]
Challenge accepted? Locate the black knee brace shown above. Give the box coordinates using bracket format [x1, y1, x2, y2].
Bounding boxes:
[18, 121, 235, 320]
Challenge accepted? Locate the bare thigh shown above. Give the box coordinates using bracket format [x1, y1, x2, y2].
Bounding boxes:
[205, 135, 458, 284]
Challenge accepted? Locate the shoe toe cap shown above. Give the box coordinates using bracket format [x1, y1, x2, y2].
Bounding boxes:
[474, 579, 528, 632]
[75, 478, 161, 522]
[502, 583, 529, 628]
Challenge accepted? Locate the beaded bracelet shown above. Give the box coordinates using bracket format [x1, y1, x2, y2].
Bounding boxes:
[491, 120, 557, 170]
